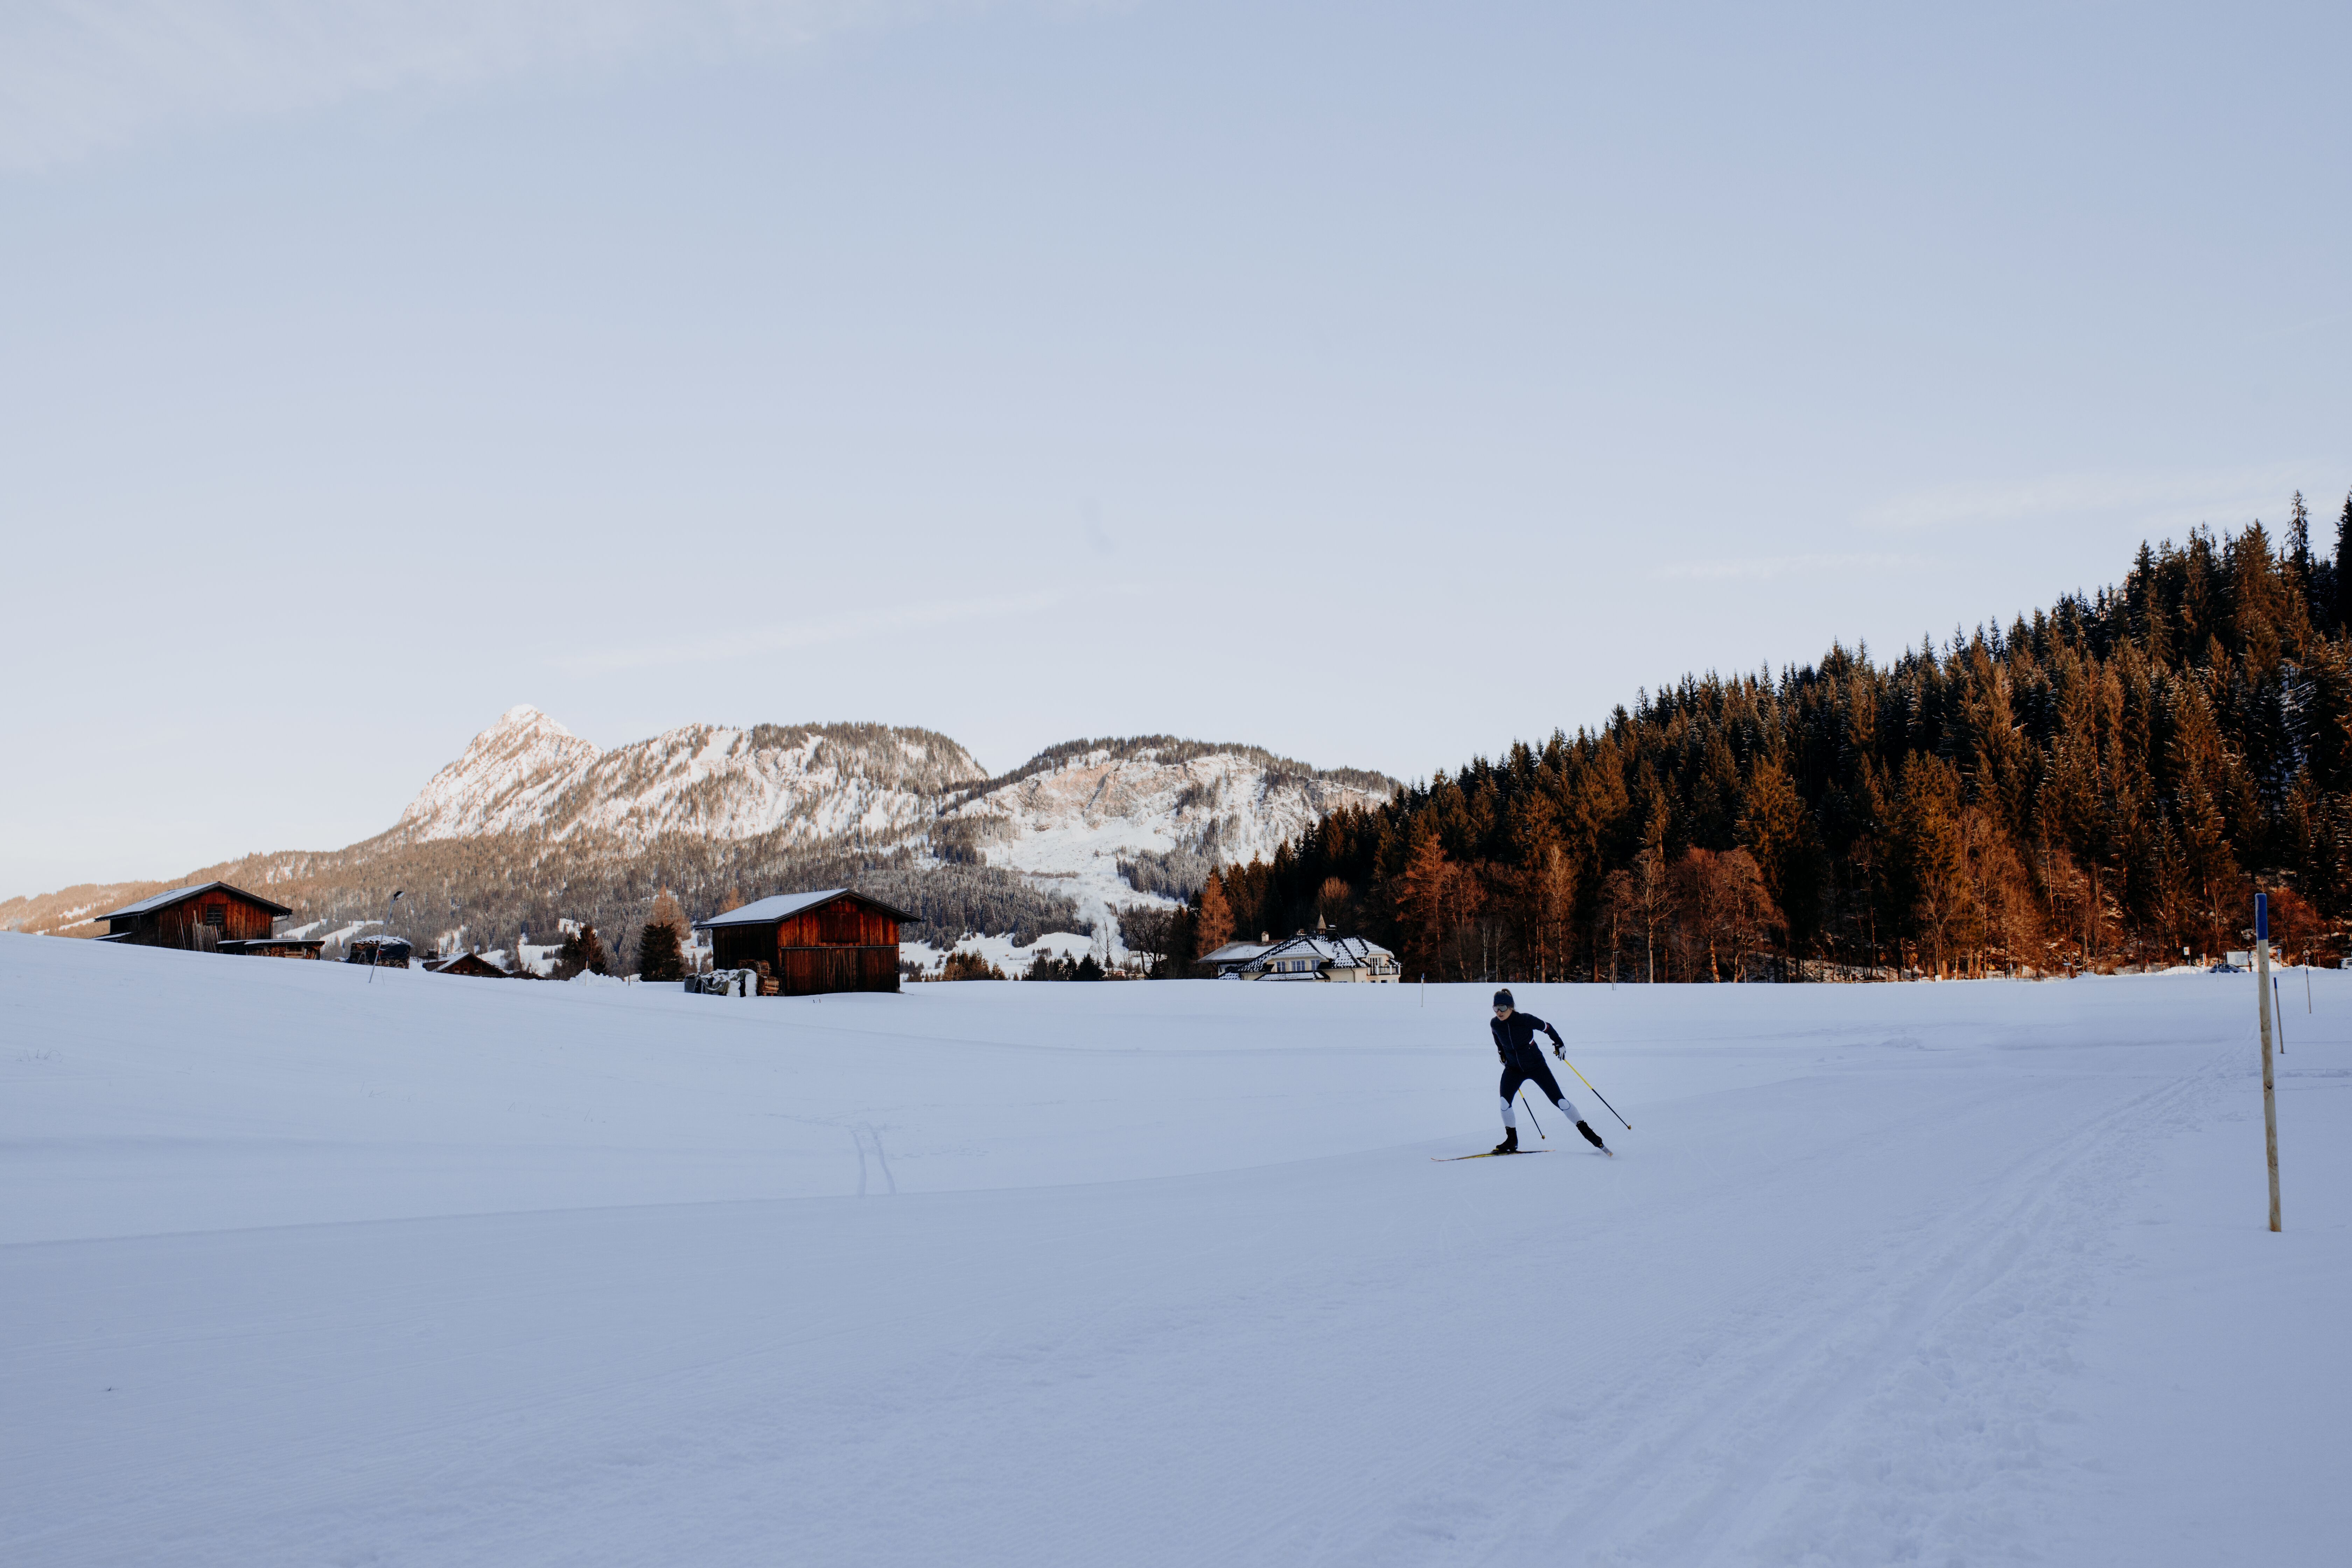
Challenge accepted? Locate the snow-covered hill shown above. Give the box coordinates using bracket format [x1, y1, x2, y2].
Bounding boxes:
[393, 706, 602, 838]
[943, 739, 1395, 929]
[396, 707, 985, 848]
[390, 711, 1395, 918]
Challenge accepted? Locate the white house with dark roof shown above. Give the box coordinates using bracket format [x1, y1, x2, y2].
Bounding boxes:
[1198, 927, 1400, 982]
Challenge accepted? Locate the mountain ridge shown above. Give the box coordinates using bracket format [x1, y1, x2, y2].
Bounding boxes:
[1, 712, 1399, 952]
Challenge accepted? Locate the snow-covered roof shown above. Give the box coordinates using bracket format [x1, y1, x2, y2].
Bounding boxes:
[1245, 933, 1396, 968]
[1199, 941, 1275, 965]
[424, 952, 507, 973]
[693, 887, 919, 929]
[93, 881, 294, 922]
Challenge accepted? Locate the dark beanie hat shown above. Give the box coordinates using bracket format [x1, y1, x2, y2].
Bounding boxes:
[1493, 988, 1514, 1008]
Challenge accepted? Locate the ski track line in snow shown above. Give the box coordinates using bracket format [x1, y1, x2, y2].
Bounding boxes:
[1692, 1063, 2213, 1563]
[1325, 1059, 2147, 1565]
[863, 1122, 898, 1195]
[1547, 1044, 2233, 1567]
[1283, 1083, 1955, 1566]
[1584, 1066, 2188, 1559]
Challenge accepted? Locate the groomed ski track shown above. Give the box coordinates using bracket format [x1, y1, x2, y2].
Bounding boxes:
[2, 936, 2344, 1565]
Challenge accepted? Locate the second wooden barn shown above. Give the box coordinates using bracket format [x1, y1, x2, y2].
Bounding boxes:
[694, 888, 915, 996]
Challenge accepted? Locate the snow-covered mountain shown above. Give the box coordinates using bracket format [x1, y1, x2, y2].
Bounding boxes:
[394, 707, 602, 839]
[396, 707, 985, 848]
[391, 710, 1396, 917]
[940, 739, 1395, 927]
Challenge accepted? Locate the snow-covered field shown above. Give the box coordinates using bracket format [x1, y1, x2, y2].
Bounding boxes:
[4, 936, 2345, 1566]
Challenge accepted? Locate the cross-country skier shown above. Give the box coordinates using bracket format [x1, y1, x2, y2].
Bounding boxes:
[1490, 989, 1610, 1155]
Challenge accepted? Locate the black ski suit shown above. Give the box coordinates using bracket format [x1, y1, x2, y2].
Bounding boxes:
[1491, 1010, 1579, 1128]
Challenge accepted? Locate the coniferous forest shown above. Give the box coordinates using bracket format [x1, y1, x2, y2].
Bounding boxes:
[1184, 502, 2352, 982]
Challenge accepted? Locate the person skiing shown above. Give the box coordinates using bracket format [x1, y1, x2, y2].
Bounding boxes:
[1489, 989, 1610, 1155]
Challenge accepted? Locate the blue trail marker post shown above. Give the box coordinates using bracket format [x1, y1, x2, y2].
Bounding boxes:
[2256, 892, 2282, 1232]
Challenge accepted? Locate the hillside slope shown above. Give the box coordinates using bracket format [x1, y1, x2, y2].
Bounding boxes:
[394, 707, 985, 848]
[941, 737, 1395, 933]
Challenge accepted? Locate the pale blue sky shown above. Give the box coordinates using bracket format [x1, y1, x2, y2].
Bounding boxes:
[4, 1, 2347, 897]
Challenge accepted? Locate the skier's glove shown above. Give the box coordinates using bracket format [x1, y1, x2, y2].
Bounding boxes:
[1553, 1045, 1565, 1060]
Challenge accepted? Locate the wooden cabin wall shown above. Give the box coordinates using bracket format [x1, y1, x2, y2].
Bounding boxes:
[117, 893, 280, 949]
[774, 903, 899, 948]
[778, 946, 900, 995]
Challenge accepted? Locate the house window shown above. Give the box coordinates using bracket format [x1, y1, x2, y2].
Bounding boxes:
[203, 905, 226, 927]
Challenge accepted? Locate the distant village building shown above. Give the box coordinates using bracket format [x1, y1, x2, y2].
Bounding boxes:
[1199, 925, 1401, 982]
[693, 888, 915, 996]
[91, 882, 320, 957]
[346, 935, 413, 969]
[220, 933, 328, 959]
[424, 951, 510, 979]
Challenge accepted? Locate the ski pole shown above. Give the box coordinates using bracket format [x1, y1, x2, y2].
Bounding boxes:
[1519, 1093, 1546, 1140]
[1558, 1054, 1630, 1130]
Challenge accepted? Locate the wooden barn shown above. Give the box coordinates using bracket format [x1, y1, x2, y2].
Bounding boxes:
[694, 888, 916, 996]
[92, 882, 300, 952]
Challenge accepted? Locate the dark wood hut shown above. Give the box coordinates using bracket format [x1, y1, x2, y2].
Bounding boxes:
[347, 935, 413, 969]
[424, 951, 510, 979]
[694, 888, 915, 996]
[218, 935, 327, 959]
[91, 881, 301, 952]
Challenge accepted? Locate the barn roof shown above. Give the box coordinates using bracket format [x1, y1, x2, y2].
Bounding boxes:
[693, 887, 919, 929]
[93, 881, 294, 922]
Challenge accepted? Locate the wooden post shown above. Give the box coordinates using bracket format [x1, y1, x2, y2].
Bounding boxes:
[2255, 893, 2282, 1233]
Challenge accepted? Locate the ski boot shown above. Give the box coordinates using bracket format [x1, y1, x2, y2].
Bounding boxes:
[1575, 1120, 1611, 1154]
[1489, 1126, 1519, 1156]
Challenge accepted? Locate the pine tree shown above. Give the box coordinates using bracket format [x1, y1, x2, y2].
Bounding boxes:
[638, 889, 690, 980]
[577, 924, 610, 975]
[649, 889, 687, 938]
[637, 919, 684, 981]
[1194, 872, 1235, 960]
[1393, 830, 1455, 980]
[2336, 492, 2352, 630]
